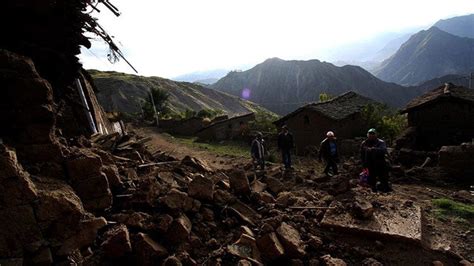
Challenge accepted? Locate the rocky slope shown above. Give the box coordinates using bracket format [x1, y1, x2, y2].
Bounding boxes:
[434, 14, 474, 38]
[90, 70, 271, 116]
[211, 58, 423, 114]
[374, 27, 474, 86]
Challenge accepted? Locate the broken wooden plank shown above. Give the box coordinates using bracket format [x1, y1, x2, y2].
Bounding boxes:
[289, 206, 336, 210]
[137, 161, 180, 168]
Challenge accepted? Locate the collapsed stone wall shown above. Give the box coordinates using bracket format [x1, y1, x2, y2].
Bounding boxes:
[0, 0, 121, 263]
[439, 142, 474, 180]
[0, 49, 115, 264]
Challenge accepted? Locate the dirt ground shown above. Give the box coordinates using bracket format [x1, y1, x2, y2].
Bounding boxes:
[137, 127, 250, 170]
[137, 126, 473, 263]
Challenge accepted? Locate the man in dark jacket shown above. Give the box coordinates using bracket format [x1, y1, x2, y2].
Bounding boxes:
[251, 132, 265, 170]
[360, 128, 391, 192]
[319, 131, 339, 176]
[278, 125, 294, 170]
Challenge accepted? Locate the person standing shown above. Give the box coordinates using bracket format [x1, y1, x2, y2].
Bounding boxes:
[319, 131, 339, 176]
[360, 128, 391, 192]
[278, 125, 294, 170]
[251, 132, 265, 170]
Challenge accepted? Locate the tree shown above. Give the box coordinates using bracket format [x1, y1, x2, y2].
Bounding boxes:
[360, 104, 407, 144]
[142, 87, 169, 121]
[183, 109, 196, 119]
[319, 93, 334, 102]
[196, 109, 224, 119]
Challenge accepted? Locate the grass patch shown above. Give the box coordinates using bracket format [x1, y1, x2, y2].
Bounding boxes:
[432, 198, 474, 221]
[168, 136, 251, 158]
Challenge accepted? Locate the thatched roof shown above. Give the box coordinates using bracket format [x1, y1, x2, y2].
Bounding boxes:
[401, 83, 474, 113]
[274, 91, 380, 125]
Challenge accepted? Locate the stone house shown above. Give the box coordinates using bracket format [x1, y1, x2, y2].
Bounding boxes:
[398, 83, 474, 151]
[159, 117, 205, 136]
[273, 91, 380, 155]
[196, 113, 255, 141]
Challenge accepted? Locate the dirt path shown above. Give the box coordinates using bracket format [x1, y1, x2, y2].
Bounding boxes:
[136, 127, 249, 170]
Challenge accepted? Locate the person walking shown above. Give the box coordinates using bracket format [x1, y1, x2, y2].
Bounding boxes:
[319, 131, 339, 176]
[251, 132, 265, 170]
[278, 125, 294, 170]
[360, 128, 391, 192]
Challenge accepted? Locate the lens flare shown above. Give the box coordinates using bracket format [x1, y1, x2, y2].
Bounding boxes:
[241, 88, 251, 99]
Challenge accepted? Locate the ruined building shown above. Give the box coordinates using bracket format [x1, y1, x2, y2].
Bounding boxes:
[274, 92, 380, 154]
[398, 83, 474, 150]
[0, 1, 120, 263]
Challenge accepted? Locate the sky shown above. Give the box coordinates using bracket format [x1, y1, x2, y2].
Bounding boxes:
[79, 0, 474, 79]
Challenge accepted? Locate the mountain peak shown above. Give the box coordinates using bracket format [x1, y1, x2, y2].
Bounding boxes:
[212, 58, 418, 114]
[433, 13, 474, 38]
[375, 24, 474, 86]
[261, 57, 285, 64]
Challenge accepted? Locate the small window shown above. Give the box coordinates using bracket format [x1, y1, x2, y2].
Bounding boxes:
[304, 115, 310, 125]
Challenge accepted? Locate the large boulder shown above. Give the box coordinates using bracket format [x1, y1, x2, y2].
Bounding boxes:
[166, 214, 192, 244]
[132, 233, 168, 265]
[257, 232, 285, 261]
[160, 189, 199, 212]
[276, 222, 306, 258]
[188, 174, 214, 201]
[66, 149, 112, 211]
[101, 224, 132, 258]
[229, 169, 250, 195]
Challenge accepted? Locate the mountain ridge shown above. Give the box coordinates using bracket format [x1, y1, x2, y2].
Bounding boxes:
[434, 13, 474, 38]
[211, 58, 423, 114]
[89, 70, 275, 117]
[374, 26, 474, 86]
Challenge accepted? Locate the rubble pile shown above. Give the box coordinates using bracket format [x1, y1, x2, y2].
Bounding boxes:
[0, 106, 377, 265]
[1, 0, 472, 265]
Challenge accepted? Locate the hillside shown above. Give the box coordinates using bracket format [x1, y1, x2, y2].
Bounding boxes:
[414, 74, 470, 92]
[172, 69, 229, 84]
[434, 14, 474, 38]
[374, 27, 474, 86]
[211, 58, 422, 114]
[89, 70, 275, 117]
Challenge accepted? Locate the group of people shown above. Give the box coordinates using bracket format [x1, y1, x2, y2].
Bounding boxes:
[250, 126, 391, 193]
[251, 125, 294, 171]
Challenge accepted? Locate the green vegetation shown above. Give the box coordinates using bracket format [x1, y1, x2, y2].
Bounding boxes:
[142, 87, 170, 121]
[432, 198, 474, 221]
[196, 109, 225, 119]
[167, 136, 250, 158]
[242, 101, 280, 133]
[432, 198, 474, 226]
[361, 104, 407, 144]
[319, 92, 334, 102]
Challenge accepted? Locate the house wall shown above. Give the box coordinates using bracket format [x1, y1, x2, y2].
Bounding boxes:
[197, 114, 254, 141]
[159, 117, 204, 136]
[281, 110, 366, 154]
[407, 100, 474, 149]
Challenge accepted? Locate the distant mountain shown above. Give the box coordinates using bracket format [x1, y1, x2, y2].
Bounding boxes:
[89, 70, 273, 116]
[370, 33, 412, 63]
[329, 33, 412, 74]
[325, 30, 418, 65]
[211, 58, 423, 115]
[434, 14, 474, 38]
[332, 60, 380, 73]
[374, 27, 474, 86]
[414, 74, 470, 92]
[172, 69, 229, 83]
[193, 78, 219, 85]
